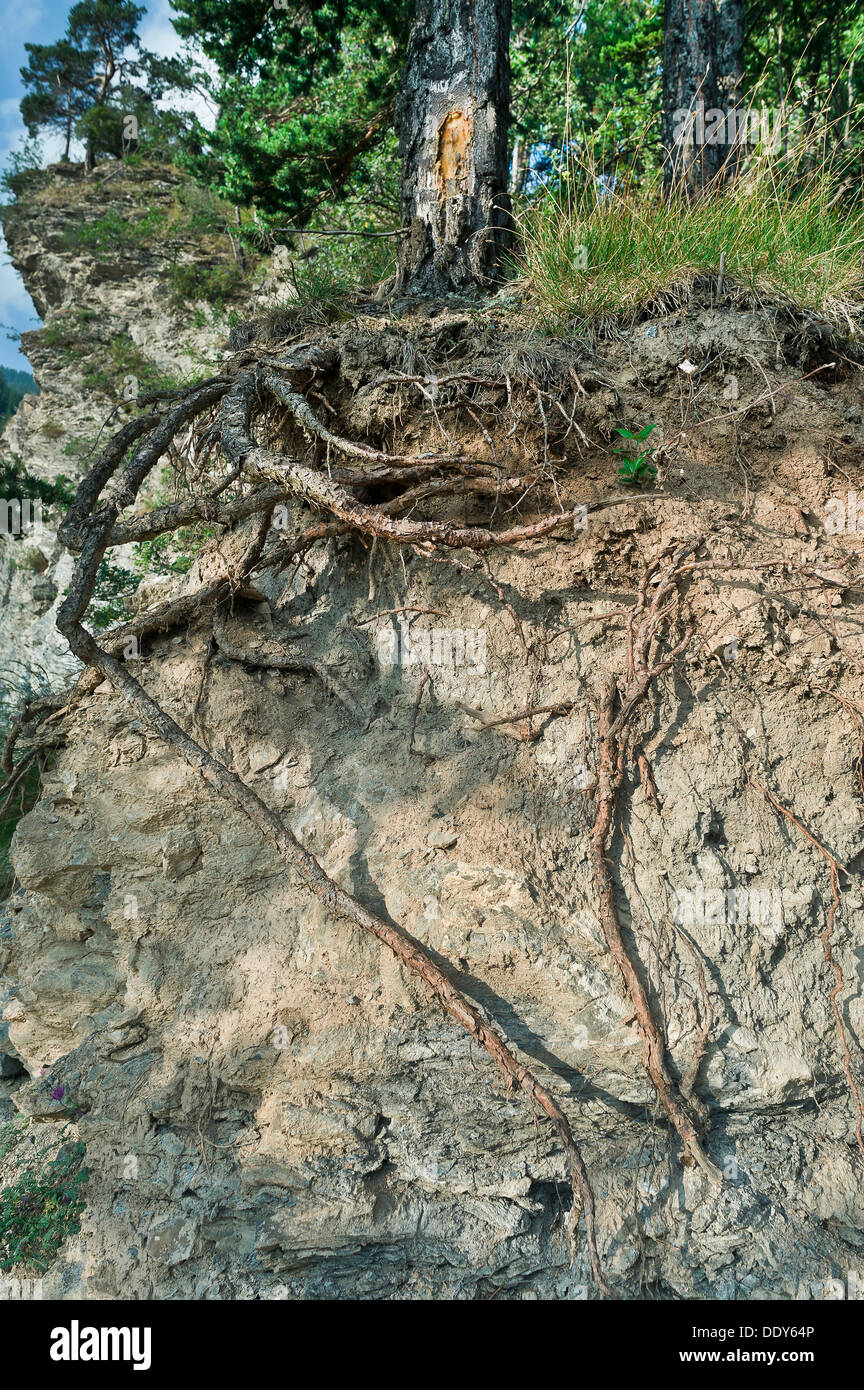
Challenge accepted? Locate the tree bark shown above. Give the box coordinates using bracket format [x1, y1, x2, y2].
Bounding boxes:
[395, 0, 513, 295]
[662, 0, 744, 192]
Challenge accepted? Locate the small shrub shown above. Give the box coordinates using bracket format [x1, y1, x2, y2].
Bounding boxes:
[0, 1103, 87, 1272]
[168, 259, 241, 308]
[614, 423, 658, 486]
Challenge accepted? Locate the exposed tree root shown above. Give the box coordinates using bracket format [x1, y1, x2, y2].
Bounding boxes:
[746, 776, 863, 1158]
[212, 611, 364, 720]
[588, 542, 721, 1182]
[61, 635, 612, 1291]
[39, 338, 618, 1292]
[6, 329, 862, 1292]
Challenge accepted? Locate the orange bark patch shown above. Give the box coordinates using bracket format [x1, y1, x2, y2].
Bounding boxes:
[436, 110, 472, 195]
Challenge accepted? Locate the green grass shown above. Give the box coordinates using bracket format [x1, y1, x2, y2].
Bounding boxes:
[519, 143, 864, 332]
[62, 206, 163, 253]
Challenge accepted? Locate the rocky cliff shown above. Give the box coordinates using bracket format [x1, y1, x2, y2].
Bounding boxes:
[0, 162, 255, 713]
[1, 163, 864, 1300]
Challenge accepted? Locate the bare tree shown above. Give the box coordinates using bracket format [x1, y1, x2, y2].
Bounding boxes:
[395, 0, 513, 295]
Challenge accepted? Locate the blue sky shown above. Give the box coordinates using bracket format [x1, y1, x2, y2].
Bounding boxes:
[0, 0, 183, 372]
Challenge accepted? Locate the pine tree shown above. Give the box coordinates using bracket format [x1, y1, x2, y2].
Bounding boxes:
[19, 0, 203, 171]
[20, 40, 97, 162]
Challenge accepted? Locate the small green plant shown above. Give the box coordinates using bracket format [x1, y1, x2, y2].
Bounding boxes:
[0, 1119, 26, 1163]
[134, 526, 212, 577]
[614, 423, 658, 486]
[133, 462, 217, 575]
[0, 1086, 88, 1272]
[80, 335, 185, 400]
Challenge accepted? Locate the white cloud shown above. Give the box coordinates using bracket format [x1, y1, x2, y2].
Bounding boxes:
[139, 0, 180, 57]
[140, 0, 217, 129]
[0, 0, 44, 45]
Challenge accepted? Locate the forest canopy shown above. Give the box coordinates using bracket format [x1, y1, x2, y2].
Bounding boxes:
[15, 0, 864, 232]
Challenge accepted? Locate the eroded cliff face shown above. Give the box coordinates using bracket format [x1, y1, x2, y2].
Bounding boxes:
[0, 163, 252, 711]
[2, 166, 864, 1301]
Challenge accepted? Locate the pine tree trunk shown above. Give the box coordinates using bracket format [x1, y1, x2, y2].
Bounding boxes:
[395, 0, 513, 296]
[662, 0, 744, 193]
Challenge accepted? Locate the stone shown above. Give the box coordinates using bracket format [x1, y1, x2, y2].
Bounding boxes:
[426, 829, 458, 849]
[161, 830, 202, 882]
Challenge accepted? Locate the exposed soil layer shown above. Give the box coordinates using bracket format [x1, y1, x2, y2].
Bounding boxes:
[2, 280, 864, 1299]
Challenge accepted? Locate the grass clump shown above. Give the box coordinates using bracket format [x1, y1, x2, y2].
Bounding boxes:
[519, 132, 864, 332]
[63, 206, 162, 253]
[168, 259, 240, 309]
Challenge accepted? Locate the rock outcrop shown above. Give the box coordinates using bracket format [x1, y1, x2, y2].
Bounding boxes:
[0, 163, 242, 712]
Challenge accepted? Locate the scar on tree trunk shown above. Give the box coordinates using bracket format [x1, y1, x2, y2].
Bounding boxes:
[396, 0, 514, 295]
